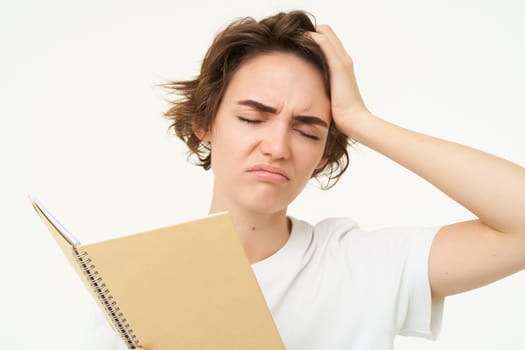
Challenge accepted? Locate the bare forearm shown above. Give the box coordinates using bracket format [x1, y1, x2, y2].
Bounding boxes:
[348, 113, 525, 234]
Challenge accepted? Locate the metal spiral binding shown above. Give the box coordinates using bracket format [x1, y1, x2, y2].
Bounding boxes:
[74, 250, 141, 349]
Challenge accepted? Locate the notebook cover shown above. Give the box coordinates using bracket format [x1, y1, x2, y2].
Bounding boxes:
[32, 200, 285, 349]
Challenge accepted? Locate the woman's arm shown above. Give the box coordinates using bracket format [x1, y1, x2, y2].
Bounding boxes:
[310, 25, 525, 299]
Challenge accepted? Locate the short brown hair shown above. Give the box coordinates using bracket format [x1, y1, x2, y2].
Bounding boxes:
[164, 10, 351, 189]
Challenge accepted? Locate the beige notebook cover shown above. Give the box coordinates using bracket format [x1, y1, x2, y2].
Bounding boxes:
[31, 198, 285, 350]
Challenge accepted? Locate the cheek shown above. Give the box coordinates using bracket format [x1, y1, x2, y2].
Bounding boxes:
[209, 129, 253, 165]
[311, 140, 330, 169]
[295, 143, 327, 172]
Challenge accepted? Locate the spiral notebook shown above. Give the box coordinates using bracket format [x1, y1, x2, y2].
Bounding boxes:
[31, 198, 285, 350]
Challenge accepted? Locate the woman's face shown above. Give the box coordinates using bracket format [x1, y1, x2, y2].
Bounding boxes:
[202, 52, 331, 214]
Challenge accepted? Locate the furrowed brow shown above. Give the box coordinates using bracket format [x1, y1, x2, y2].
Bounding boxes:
[294, 115, 329, 128]
[237, 99, 277, 114]
[237, 99, 328, 128]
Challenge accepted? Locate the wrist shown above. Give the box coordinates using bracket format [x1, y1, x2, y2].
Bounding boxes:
[335, 110, 376, 143]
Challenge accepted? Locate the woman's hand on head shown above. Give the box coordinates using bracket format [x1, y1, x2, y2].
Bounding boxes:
[309, 25, 372, 138]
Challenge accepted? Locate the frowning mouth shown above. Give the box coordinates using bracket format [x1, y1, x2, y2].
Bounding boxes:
[247, 164, 290, 182]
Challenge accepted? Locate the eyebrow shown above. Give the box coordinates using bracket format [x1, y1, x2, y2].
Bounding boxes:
[237, 99, 329, 128]
[237, 99, 277, 113]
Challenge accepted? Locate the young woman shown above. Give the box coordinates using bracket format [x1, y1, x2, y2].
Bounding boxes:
[100, 10, 525, 349]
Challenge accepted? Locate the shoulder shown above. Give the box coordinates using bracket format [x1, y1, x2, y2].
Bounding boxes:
[290, 216, 359, 239]
[293, 216, 440, 261]
[314, 217, 438, 240]
[287, 216, 359, 250]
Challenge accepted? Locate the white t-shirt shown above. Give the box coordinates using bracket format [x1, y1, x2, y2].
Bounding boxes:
[83, 217, 443, 350]
[252, 217, 444, 350]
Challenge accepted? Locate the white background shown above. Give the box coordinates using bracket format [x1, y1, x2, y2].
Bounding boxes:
[2, 0, 524, 349]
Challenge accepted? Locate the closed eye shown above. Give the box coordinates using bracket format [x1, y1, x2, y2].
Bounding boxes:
[296, 129, 320, 140]
[237, 116, 263, 124]
[238, 116, 320, 140]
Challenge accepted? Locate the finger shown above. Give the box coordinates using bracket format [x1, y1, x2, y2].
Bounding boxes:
[315, 25, 352, 64]
[308, 30, 344, 71]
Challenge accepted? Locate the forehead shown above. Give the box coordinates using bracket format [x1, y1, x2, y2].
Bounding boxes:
[222, 52, 330, 114]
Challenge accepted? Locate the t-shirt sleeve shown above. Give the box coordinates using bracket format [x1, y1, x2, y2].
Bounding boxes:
[397, 226, 444, 339]
[326, 218, 444, 340]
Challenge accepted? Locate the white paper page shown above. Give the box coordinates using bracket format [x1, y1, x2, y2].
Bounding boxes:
[31, 197, 81, 246]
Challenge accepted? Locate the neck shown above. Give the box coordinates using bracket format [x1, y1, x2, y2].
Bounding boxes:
[209, 198, 290, 264]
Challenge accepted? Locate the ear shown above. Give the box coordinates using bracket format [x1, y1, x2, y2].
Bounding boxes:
[193, 119, 211, 142]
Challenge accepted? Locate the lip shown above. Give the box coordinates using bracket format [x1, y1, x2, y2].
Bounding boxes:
[247, 164, 290, 183]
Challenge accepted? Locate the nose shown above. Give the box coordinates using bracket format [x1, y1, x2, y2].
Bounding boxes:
[259, 122, 291, 160]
